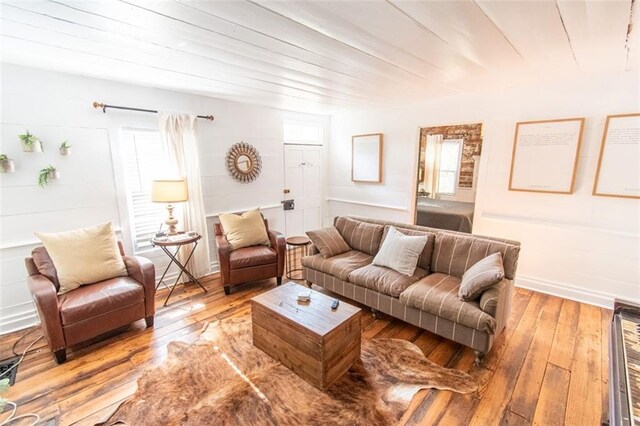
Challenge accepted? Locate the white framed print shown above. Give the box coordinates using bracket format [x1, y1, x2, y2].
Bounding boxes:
[352, 133, 383, 183]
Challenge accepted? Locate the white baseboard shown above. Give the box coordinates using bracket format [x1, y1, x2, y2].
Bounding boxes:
[516, 274, 614, 309]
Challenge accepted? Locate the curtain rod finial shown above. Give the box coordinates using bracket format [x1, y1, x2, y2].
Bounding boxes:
[203, 115, 214, 121]
[93, 101, 106, 113]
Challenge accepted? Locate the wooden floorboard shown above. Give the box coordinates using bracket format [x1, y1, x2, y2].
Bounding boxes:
[0, 274, 611, 426]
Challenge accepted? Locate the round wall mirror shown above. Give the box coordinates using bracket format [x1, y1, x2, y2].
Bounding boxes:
[226, 142, 262, 183]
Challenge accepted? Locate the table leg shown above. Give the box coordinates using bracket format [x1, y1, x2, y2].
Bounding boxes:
[161, 241, 207, 306]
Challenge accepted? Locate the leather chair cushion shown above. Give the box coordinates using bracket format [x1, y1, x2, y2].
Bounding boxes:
[229, 246, 277, 270]
[31, 247, 61, 292]
[58, 277, 144, 325]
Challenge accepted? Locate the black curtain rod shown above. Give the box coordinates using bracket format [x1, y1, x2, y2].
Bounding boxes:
[92, 102, 214, 121]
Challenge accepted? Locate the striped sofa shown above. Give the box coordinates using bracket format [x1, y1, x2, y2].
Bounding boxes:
[302, 216, 520, 363]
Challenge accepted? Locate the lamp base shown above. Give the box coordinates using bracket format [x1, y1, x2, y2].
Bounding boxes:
[165, 204, 179, 235]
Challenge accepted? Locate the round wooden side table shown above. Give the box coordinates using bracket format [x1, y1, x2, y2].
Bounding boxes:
[285, 236, 311, 280]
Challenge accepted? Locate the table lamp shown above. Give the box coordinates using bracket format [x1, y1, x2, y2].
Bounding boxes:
[151, 179, 189, 235]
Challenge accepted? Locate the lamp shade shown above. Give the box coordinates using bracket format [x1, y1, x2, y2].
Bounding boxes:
[151, 179, 188, 203]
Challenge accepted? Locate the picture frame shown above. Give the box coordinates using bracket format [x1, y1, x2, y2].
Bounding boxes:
[592, 113, 640, 199]
[352, 133, 383, 183]
[508, 117, 585, 194]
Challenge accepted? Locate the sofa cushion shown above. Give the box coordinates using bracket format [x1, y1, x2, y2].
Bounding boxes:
[348, 264, 428, 298]
[306, 226, 351, 258]
[373, 226, 429, 276]
[229, 246, 277, 270]
[34, 222, 128, 294]
[399, 273, 497, 333]
[458, 252, 505, 301]
[335, 217, 384, 256]
[58, 277, 144, 325]
[381, 226, 436, 273]
[432, 233, 520, 280]
[301, 250, 373, 281]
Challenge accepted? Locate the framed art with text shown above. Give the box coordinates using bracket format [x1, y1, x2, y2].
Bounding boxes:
[593, 113, 640, 199]
[508, 117, 585, 194]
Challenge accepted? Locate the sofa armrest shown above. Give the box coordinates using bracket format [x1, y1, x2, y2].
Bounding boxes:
[27, 275, 65, 352]
[268, 229, 286, 277]
[215, 234, 231, 286]
[123, 255, 156, 317]
[479, 278, 513, 334]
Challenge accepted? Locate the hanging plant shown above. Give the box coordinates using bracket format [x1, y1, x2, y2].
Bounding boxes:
[0, 154, 15, 173]
[38, 165, 59, 187]
[18, 130, 43, 152]
[59, 140, 72, 156]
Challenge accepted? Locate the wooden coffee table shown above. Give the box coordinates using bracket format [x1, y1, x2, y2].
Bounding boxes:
[251, 282, 362, 390]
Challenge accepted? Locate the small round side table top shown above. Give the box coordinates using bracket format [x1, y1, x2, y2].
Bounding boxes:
[286, 236, 311, 246]
[151, 232, 201, 247]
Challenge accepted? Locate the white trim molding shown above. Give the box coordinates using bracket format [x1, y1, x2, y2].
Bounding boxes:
[206, 203, 282, 218]
[516, 274, 614, 309]
[327, 198, 408, 212]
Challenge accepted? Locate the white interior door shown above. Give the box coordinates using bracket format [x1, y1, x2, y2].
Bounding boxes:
[283, 145, 322, 237]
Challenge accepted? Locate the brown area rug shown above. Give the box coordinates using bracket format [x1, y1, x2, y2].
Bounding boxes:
[100, 317, 476, 425]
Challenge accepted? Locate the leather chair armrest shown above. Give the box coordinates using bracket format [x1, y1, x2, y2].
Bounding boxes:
[268, 230, 286, 277]
[216, 234, 231, 286]
[123, 255, 156, 317]
[27, 275, 65, 352]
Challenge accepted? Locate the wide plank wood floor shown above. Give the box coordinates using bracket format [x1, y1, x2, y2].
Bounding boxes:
[0, 274, 611, 425]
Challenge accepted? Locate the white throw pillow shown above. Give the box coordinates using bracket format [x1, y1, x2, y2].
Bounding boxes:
[372, 226, 428, 276]
[34, 222, 128, 294]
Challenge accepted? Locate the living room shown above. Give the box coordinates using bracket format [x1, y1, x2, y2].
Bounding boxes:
[0, 1, 639, 425]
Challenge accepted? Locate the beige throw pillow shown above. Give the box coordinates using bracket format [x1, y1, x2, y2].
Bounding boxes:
[306, 226, 351, 258]
[372, 226, 428, 276]
[219, 209, 270, 251]
[458, 252, 505, 301]
[34, 222, 128, 294]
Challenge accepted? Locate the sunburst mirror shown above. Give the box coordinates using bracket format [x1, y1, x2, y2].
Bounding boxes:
[225, 141, 262, 183]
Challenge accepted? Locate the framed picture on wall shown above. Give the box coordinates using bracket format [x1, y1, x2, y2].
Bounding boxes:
[352, 133, 383, 183]
[508, 117, 585, 194]
[592, 113, 640, 199]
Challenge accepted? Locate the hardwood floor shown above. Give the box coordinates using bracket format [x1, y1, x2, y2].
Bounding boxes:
[0, 275, 611, 426]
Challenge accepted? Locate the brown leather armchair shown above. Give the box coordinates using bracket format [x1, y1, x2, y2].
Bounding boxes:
[24, 242, 156, 364]
[214, 219, 285, 295]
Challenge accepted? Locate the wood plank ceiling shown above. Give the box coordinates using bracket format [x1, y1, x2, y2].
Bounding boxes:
[0, 0, 637, 113]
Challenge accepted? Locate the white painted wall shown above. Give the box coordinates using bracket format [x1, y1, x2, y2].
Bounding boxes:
[328, 71, 640, 308]
[0, 63, 329, 333]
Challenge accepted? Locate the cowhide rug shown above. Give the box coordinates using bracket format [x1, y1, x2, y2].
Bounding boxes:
[100, 317, 476, 425]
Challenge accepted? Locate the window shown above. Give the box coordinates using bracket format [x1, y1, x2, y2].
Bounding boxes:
[120, 128, 168, 251]
[437, 139, 463, 195]
[283, 121, 323, 145]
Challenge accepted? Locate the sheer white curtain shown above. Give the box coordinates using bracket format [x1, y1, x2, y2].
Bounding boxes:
[159, 112, 211, 278]
[423, 134, 443, 199]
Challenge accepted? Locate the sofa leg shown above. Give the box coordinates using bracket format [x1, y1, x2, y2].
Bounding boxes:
[54, 349, 67, 364]
[276, 276, 282, 286]
[474, 350, 485, 366]
[224, 285, 231, 296]
[145, 316, 154, 327]
[372, 308, 380, 320]
[305, 280, 311, 288]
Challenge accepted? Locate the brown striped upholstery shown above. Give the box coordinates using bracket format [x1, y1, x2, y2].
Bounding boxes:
[380, 226, 436, 272]
[431, 232, 519, 280]
[334, 217, 384, 256]
[301, 250, 372, 281]
[306, 226, 351, 258]
[305, 268, 494, 353]
[347, 264, 428, 298]
[399, 273, 496, 334]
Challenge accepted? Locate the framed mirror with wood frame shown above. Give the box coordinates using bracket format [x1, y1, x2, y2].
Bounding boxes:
[352, 133, 383, 183]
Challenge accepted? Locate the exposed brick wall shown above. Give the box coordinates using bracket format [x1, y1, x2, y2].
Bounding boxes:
[418, 123, 483, 188]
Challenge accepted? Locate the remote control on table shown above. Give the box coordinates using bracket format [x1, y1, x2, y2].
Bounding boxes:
[331, 299, 339, 310]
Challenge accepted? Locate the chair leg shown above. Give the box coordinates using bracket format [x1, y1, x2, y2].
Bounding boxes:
[276, 276, 282, 286]
[54, 349, 67, 364]
[145, 316, 154, 327]
[224, 285, 231, 296]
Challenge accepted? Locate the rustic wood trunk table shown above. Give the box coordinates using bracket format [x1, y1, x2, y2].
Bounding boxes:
[251, 282, 362, 390]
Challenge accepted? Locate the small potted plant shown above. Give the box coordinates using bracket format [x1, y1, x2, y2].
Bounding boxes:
[38, 165, 59, 187]
[59, 140, 72, 156]
[0, 154, 15, 173]
[19, 130, 43, 152]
